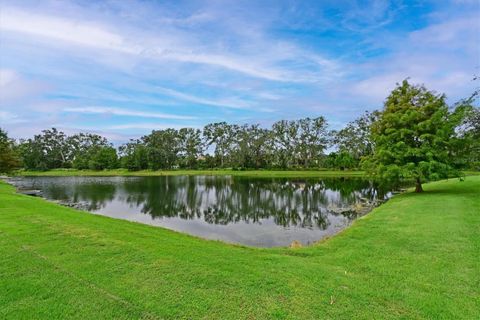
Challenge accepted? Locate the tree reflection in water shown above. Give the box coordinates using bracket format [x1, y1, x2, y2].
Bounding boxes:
[118, 176, 388, 229]
[16, 176, 390, 231]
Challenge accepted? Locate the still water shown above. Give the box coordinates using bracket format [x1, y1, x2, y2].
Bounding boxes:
[11, 176, 391, 247]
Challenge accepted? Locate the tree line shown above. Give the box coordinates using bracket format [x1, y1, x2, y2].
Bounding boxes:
[0, 115, 382, 171]
[1, 117, 333, 171]
[1, 80, 479, 190]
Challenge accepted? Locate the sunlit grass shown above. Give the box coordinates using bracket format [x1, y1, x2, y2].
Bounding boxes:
[0, 176, 478, 318]
[15, 168, 366, 177]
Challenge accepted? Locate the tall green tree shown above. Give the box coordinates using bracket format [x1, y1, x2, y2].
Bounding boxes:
[38, 128, 71, 168]
[17, 138, 45, 170]
[271, 120, 299, 168]
[450, 76, 480, 170]
[88, 146, 118, 170]
[143, 129, 180, 170]
[297, 117, 329, 167]
[119, 139, 149, 171]
[68, 133, 116, 170]
[0, 129, 21, 173]
[464, 106, 480, 167]
[178, 128, 204, 168]
[18, 128, 71, 170]
[333, 111, 379, 162]
[203, 122, 235, 167]
[364, 80, 457, 192]
[232, 124, 271, 169]
[271, 117, 329, 168]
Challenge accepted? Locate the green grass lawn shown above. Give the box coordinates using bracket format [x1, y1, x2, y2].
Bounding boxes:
[15, 168, 365, 178]
[0, 177, 478, 319]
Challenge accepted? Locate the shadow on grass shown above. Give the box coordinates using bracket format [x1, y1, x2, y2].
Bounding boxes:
[404, 181, 479, 196]
[421, 188, 479, 195]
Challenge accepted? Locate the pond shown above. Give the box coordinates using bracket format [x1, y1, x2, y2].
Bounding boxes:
[9, 176, 392, 247]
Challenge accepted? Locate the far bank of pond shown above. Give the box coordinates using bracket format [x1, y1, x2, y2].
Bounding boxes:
[15, 168, 365, 178]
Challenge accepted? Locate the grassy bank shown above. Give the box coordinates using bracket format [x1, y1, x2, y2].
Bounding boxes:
[0, 177, 479, 319]
[14, 168, 365, 178]
[14, 169, 479, 179]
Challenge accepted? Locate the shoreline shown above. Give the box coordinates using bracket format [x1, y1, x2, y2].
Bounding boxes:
[2, 175, 389, 248]
[13, 168, 366, 178]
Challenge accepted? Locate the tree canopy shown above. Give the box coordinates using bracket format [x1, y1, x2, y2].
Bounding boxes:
[332, 111, 379, 162]
[363, 80, 461, 192]
[0, 129, 21, 174]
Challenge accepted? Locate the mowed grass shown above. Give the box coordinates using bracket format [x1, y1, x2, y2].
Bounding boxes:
[15, 168, 365, 178]
[0, 177, 479, 319]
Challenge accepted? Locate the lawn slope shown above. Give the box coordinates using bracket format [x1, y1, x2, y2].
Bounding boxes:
[0, 177, 478, 319]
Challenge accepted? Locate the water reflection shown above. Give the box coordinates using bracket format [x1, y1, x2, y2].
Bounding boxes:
[12, 176, 390, 247]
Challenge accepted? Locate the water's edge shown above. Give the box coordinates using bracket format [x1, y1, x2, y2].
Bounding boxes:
[2, 176, 398, 248]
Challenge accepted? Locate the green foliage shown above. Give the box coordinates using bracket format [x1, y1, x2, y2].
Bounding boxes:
[231, 124, 272, 169]
[324, 151, 357, 170]
[119, 140, 149, 171]
[0, 129, 21, 173]
[363, 80, 458, 191]
[143, 129, 179, 170]
[297, 117, 329, 167]
[203, 122, 236, 167]
[17, 138, 47, 170]
[18, 128, 70, 170]
[178, 128, 204, 168]
[464, 106, 480, 168]
[17, 129, 120, 171]
[271, 117, 329, 168]
[200, 117, 330, 169]
[83, 147, 118, 170]
[70, 133, 118, 170]
[332, 111, 379, 161]
[450, 101, 480, 170]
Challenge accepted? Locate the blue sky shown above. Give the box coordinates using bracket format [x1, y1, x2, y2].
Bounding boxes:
[0, 0, 479, 142]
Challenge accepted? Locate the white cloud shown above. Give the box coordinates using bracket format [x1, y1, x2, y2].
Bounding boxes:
[0, 8, 138, 54]
[0, 6, 338, 83]
[350, 73, 403, 101]
[156, 87, 251, 109]
[351, 69, 475, 104]
[0, 110, 21, 123]
[409, 15, 479, 49]
[349, 14, 479, 103]
[0, 69, 50, 104]
[339, 0, 396, 33]
[165, 52, 287, 82]
[63, 106, 195, 120]
[0, 69, 17, 86]
[107, 123, 201, 130]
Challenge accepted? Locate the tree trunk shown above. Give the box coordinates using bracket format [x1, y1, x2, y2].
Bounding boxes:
[415, 177, 423, 193]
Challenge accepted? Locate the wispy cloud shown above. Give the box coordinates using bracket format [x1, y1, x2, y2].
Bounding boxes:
[0, 0, 476, 141]
[0, 8, 137, 54]
[63, 106, 195, 120]
[0, 69, 50, 104]
[0, 5, 336, 83]
[349, 13, 479, 103]
[0, 110, 24, 123]
[107, 123, 201, 130]
[156, 87, 251, 109]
